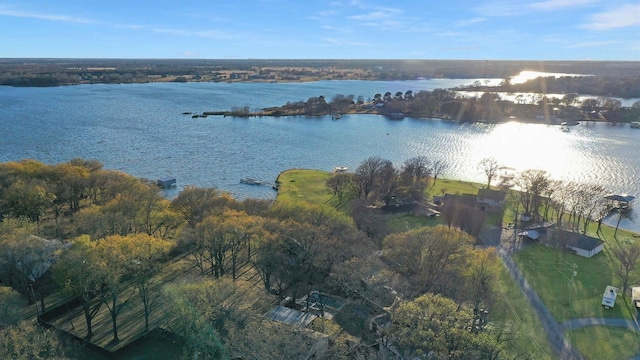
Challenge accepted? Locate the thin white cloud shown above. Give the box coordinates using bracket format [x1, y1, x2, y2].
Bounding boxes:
[567, 40, 621, 48]
[529, 0, 599, 11]
[322, 37, 372, 47]
[0, 5, 95, 24]
[349, 11, 393, 21]
[587, 4, 640, 29]
[150, 27, 242, 40]
[455, 17, 487, 27]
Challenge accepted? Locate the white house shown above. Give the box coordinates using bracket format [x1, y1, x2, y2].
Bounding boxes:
[562, 231, 605, 258]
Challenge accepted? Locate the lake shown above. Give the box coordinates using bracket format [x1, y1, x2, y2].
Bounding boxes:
[1, 80, 639, 232]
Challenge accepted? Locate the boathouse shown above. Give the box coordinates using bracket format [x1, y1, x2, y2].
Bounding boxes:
[157, 177, 176, 188]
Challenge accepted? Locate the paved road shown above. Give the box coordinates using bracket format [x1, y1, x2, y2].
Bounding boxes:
[562, 317, 639, 331]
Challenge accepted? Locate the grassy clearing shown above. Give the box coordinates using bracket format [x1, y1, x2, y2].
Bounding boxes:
[567, 326, 640, 360]
[492, 264, 555, 359]
[275, 169, 338, 206]
[426, 178, 485, 199]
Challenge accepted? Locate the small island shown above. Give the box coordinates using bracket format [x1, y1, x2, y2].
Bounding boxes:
[195, 86, 640, 124]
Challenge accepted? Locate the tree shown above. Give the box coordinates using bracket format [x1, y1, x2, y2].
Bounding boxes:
[478, 157, 500, 189]
[431, 159, 449, 187]
[514, 169, 550, 222]
[382, 226, 472, 296]
[389, 293, 503, 360]
[353, 156, 387, 200]
[0, 286, 25, 327]
[465, 248, 500, 320]
[53, 236, 106, 339]
[2, 179, 55, 223]
[172, 186, 235, 228]
[402, 156, 431, 181]
[0, 321, 72, 360]
[325, 172, 352, 204]
[126, 234, 173, 331]
[164, 279, 259, 359]
[375, 160, 399, 206]
[611, 240, 640, 294]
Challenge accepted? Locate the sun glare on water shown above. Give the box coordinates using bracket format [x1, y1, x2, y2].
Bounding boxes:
[470, 122, 585, 179]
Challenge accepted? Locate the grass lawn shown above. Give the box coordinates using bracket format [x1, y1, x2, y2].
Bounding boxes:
[426, 178, 485, 199]
[275, 169, 339, 206]
[567, 326, 640, 360]
[492, 264, 555, 359]
[514, 244, 637, 321]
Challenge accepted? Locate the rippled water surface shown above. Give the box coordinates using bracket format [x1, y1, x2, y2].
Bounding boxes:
[1, 81, 639, 231]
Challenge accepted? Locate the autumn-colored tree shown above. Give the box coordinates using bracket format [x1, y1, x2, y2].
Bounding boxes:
[164, 279, 261, 359]
[389, 293, 503, 360]
[0, 286, 25, 327]
[465, 248, 500, 320]
[0, 321, 72, 360]
[53, 236, 106, 339]
[382, 226, 472, 296]
[93, 235, 137, 342]
[172, 186, 236, 228]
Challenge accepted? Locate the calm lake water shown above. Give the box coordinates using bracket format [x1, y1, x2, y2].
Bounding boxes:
[1, 80, 639, 231]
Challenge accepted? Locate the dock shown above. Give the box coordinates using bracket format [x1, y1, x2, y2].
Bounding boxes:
[240, 178, 278, 190]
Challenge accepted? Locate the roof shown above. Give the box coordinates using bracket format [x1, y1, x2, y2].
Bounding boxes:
[604, 194, 635, 203]
[443, 193, 478, 207]
[265, 305, 317, 328]
[477, 188, 506, 202]
[559, 230, 604, 251]
[518, 230, 540, 240]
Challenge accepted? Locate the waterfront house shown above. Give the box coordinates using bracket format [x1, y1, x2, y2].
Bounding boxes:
[559, 230, 604, 258]
[477, 188, 506, 210]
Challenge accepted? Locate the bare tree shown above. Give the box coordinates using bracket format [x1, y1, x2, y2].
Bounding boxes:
[431, 159, 449, 188]
[325, 173, 352, 204]
[478, 157, 500, 189]
[353, 156, 388, 200]
[514, 169, 550, 222]
[611, 240, 640, 294]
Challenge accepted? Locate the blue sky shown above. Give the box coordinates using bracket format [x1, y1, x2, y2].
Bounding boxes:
[1, 0, 638, 60]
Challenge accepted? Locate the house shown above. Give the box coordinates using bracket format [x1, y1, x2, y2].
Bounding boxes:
[477, 189, 506, 210]
[157, 177, 176, 188]
[559, 230, 604, 258]
[602, 285, 619, 309]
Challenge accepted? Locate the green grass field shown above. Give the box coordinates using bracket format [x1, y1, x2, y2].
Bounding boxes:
[567, 326, 640, 360]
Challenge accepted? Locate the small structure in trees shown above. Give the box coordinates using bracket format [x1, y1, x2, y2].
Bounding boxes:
[632, 287, 640, 310]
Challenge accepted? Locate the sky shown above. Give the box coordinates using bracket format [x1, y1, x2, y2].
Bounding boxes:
[0, 0, 639, 60]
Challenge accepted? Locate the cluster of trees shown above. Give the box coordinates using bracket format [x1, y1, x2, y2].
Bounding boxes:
[0, 157, 540, 359]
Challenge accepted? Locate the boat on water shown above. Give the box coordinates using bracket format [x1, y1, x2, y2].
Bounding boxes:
[331, 113, 341, 120]
[560, 125, 570, 132]
[630, 122, 640, 128]
[240, 178, 262, 185]
[334, 166, 348, 173]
